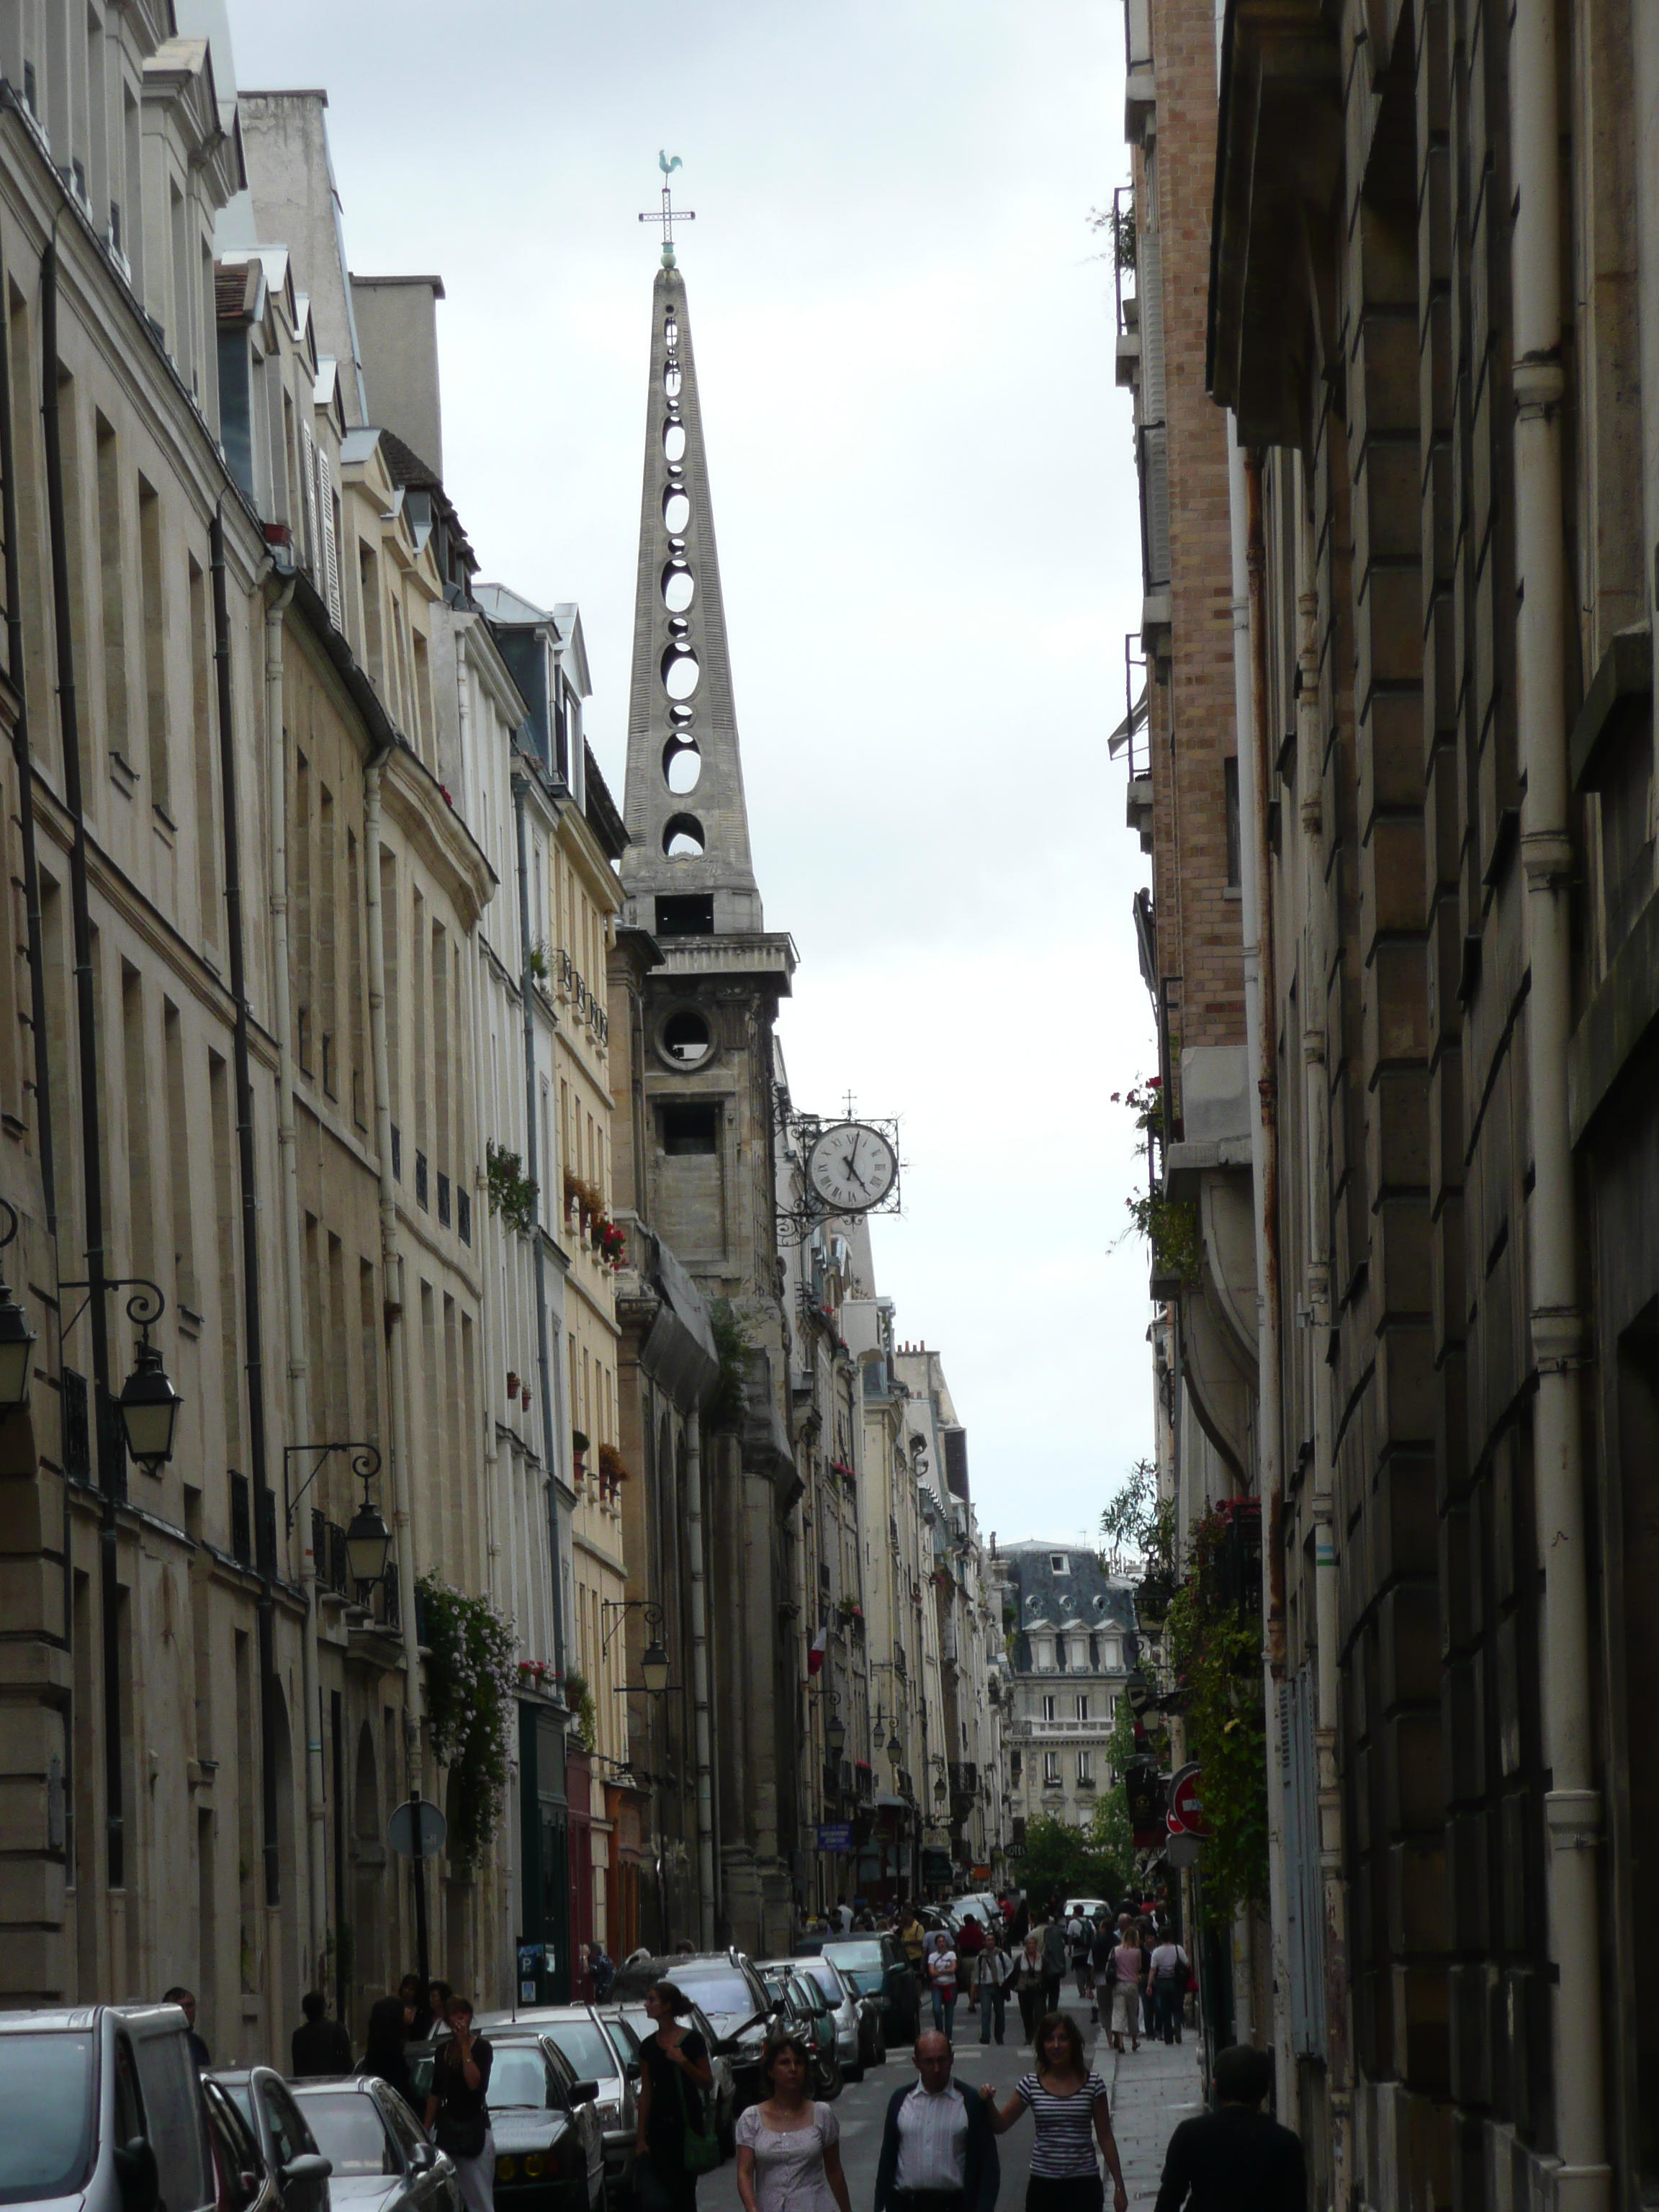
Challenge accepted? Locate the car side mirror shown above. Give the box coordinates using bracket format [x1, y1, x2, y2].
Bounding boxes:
[569, 2082, 600, 2105]
[114, 2136, 160, 2212]
[282, 2155, 333, 2185]
[407, 2142, 438, 2174]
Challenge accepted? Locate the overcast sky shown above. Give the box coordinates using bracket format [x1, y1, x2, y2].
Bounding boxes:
[228, 0, 1154, 1547]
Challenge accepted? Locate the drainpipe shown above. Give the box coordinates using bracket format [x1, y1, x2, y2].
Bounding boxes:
[0, 264, 53, 1240]
[685, 1409, 716, 1948]
[365, 747, 428, 1990]
[41, 236, 124, 1912]
[1291, 459, 1349, 2173]
[1509, 1, 1608, 2198]
[258, 570, 328, 1990]
[512, 770, 566, 1685]
[1241, 445, 1292, 2094]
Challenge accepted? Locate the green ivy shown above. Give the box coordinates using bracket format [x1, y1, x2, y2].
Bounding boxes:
[709, 1300, 752, 1431]
[563, 1666, 598, 1753]
[416, 1575, 518, 1871]
[1124, 1191, 1200, 1283]
[485, 1143, 539, 1238]
[1166, 1511, 1268, 1928]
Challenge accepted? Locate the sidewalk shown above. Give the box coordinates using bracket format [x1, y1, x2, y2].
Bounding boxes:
[1093, 2023, 1207, 2211]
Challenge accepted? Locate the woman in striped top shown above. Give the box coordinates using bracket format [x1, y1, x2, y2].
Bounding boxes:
[980, 2013, 1128, 2212]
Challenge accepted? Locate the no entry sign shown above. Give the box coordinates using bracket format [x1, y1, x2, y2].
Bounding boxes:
[1167, 1762, 1211, 1842]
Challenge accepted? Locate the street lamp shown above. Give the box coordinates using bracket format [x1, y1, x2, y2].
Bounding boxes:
[118, 1337, 183, 1474]
[886, 1727, 903, 1769]
[641, 1637, 671, 1695]
[345, 1467, 394, 1589]
[825, 1709, 846, 1760]
[0, 1203, 35, 1411]
[933, 1770, 948, 1805]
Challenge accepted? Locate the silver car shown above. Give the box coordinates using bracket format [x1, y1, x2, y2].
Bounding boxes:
[757, 1959, 863, 2082]
[473, 2008, 636, 2203]
[213, 2068, 333, 2212]
[599, 2001, 736, 2159]
[290, 2076, 459, 2212]
[0, 2003, 216, 2212]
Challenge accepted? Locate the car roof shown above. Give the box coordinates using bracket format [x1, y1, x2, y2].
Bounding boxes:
[291, 2075, 380, 2092]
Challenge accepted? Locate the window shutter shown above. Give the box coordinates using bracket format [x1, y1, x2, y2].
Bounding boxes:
[317, 446, 342, 629]
[300, 421, 320, 581]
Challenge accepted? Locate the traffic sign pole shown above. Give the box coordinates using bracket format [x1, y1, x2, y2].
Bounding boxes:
[409, 1789, 430, 1997]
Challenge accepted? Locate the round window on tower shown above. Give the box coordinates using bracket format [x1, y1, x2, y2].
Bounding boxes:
[658, 1007, 714, 1071]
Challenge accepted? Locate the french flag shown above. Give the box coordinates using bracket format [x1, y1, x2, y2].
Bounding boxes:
[807, 1624, 827, 1677]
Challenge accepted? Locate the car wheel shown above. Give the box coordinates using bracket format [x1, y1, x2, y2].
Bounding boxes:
[819, 2051, 842, 2101]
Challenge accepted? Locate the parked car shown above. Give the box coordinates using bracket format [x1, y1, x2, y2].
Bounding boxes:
[771, 1954, 874, 2080]
[202, 2073, 284, 2212]
[0, 2003, 217, 2212]
[770, 1964, 863, 2079]
[212, 2069, 333, 2212]
[820, 1936, 920, 2044]
[598, 2000, 736, 2157]
[752, 1967, 839, 2100]
[472, 2007, 635, 2204]
[421, 2031, 602, 2212]
[289, 2076, 457, 2212]
[606, 1953, 776, 2118]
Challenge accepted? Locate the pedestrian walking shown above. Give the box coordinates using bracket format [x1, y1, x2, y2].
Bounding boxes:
[980, 2013, 1128, 2212]
[292, 1990, 353, 2077]
[425, 1995, 495, 2212]
[1152, 2046, 1305, 2212]
[734, 2031, 853, 2212]
[1013, 1935, 1046, 2048]
[976, 1938, 1015, 2046]
[956, 1914, 986, 2014]
[1067, 1916, 1091, 2000]
[1087, 1920, 1114, 2028]
[163, 1988, 210, 2069]
[634, 1979, 716, 2212]
[360, 1992, 420, 2113]
[1108, 1925, 1144, 2054]
[1038, 1917, 1068, 2018]
[873, 2031, 1001, 2212]
[926, 1933, 960, 2043]
[899, 1907, 927, 1970]
[591, 1944, 616, 2001]
[1146, 1935, 1190, 2045]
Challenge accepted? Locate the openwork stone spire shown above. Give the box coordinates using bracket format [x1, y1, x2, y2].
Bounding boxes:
[620, 266, 763, 936]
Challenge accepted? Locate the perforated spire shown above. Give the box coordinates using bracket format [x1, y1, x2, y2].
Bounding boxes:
[620, 267, 763, 935]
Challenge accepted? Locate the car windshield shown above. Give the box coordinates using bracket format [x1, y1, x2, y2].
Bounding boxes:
[0, 2033, 96, 2205]
[668, 1969, 755, 2019]
[823, 1942, 884, 1973]
[542, 2024, 616, 2085]
[295, 2093, 396, 2177]
[488, 2051, 550, 2110]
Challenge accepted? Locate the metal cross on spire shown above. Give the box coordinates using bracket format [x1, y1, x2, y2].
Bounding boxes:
[639, 150, 696, 269]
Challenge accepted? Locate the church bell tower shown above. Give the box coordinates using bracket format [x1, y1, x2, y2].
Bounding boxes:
[619, 185, 799, 1959]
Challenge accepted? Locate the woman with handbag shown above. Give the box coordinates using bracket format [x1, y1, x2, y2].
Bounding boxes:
[424, 1996, 495, 2212]
[634, 1981, 716, 2212]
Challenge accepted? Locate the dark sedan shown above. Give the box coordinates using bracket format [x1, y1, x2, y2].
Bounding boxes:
[412, 2035, 603, 2212]
[820, 1937, 920, 2044]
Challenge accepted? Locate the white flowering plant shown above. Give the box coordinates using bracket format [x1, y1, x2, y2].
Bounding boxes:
[417, 1574, 519, 1869]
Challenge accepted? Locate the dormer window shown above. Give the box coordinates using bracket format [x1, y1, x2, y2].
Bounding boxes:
[1033, 1636, 1055, 1672]
[1051, 1552, 1069, 1573]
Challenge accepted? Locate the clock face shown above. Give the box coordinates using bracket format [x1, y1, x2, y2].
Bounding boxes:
[806, 1121, 897, 1213]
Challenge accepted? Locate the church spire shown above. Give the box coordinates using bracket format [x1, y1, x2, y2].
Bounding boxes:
[620, 260, 763, 937]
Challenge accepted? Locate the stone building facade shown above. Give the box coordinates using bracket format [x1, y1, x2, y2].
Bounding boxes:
[1116, 0, 1659, 2198]
[997, 1545, 1134, 1840]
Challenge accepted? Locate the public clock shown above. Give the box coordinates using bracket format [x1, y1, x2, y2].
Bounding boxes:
[806, 1121, 897, 1213]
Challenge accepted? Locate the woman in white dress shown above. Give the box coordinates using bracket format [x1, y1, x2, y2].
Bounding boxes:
[734, 2032, 853, 2212]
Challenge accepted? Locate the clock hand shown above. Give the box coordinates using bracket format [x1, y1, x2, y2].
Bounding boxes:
[842, 1153, 866, 1190]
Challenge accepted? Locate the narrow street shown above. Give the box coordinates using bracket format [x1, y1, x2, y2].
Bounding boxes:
[701, 1995, 1204, 2212]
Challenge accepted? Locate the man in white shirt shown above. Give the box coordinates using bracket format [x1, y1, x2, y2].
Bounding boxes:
[873, 2033, 1001, 2212]
[1148, 1935, 1190, 2044]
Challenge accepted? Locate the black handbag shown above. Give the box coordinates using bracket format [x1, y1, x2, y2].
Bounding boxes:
[435, 2114, 487, 2162]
